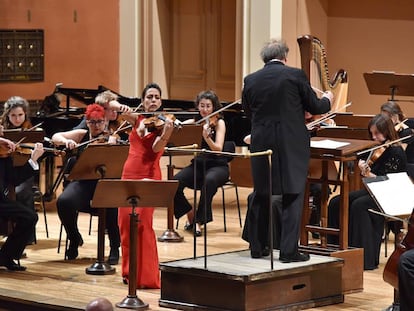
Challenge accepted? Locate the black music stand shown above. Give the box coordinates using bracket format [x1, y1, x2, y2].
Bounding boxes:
[92, 179, 179, 310]
[363, 71, 414, 101]
[158, 124, 203, 242]
[67, 144, 129, 275]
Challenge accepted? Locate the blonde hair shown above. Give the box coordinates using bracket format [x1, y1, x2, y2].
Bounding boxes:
[95, 90, 118, 106]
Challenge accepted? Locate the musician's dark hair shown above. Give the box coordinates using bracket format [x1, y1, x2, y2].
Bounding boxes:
[141, 83, 162, 101]
[0, 96, 30, 129]
[380, 101, 405, 121]
[195, 90, 222, 111]
[368, 113, 399, 142]
[260, 39, 289, 63]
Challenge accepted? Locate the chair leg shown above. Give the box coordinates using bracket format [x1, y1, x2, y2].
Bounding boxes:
[221, 186, 227, 232]
[41, 195, 49, 238]
[89, 214, 93, 235]
[234, 185, 242, 227]
[384, 224, 388, 257]
[57, 223, 63, 254]
[57, 223, 69, 259]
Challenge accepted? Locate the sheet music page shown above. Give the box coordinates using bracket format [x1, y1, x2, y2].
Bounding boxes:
[364, 172, 414, 216]
[310, 139, 350, 149]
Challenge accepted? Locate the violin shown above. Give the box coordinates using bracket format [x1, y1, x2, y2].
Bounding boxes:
[143, 113, 181, 130]
[366, 146, 387, 167]
[0, 142, 65, 158]
[383, 209, 414, 289]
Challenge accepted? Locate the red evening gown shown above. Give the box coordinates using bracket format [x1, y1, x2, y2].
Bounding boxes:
[118, 116, 163, 289]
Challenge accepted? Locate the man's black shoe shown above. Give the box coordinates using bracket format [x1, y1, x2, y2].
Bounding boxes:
[279, 252, 310, 263]
[250, 247, 270, 259]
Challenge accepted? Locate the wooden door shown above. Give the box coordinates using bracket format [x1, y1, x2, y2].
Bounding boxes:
[168, 0, 236, 101]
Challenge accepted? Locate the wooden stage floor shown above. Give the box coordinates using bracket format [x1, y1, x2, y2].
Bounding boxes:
[0, 189, 397, 311]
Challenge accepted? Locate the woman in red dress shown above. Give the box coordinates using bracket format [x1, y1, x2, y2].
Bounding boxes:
[118, 83, 174, 288]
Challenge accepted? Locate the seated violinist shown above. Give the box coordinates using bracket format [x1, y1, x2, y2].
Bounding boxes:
[73, 90, 131, 143]
[381, 101, 414, 163]
[1, 96, 41, 244]
[51, 104, 120, 264]
[327, 114, 407, 270]
[172, 90, 230, 236]
[0, 138, 44, 270]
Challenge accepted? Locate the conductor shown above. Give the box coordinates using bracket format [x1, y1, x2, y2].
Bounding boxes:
[241, 38, 333, 261]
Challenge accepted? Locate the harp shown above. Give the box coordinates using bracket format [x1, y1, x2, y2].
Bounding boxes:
[297, 35, 348, 112]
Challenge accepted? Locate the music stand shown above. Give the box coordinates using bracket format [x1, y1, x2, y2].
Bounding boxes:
[363, 71, 414, 101]
[67, 144, 129, 275]
[363, 172, 414, 309]
[158, 124, 203, 242]
[92, 179, 179, 310]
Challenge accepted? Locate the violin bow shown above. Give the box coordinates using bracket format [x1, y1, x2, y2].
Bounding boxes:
[306, 102, 352, 130]
[113, 103, 143, 134]
[195, 99, 241, 125]
[26, 122, 44, 131]
[357, 134, 414, 156]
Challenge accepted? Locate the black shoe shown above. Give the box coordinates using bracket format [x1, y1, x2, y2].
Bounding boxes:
[250, 247, 270, 259]
[0, 255, 26, 271]
[184, 222, 194, 231]
[122, 277, 128, 285]
[279, 252, 310, 263]
[195, 230, 202, 237]
[66, 235, 83, 260]
[108, 248, 119, 265]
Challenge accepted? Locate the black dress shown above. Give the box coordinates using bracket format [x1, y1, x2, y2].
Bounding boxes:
[328, 145, 407, 270]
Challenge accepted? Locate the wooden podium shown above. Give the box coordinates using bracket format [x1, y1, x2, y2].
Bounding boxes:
[92, 179, 178, 310]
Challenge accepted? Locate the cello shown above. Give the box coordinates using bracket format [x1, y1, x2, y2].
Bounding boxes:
[383, 209, 414, 289]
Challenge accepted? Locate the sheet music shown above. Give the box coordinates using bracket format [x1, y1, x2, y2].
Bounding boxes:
[364, 172, 414, 216]
[310, 139, 350, 149]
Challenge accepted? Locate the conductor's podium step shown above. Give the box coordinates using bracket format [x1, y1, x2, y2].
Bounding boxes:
[159, 250, 344, 311]
[300, 244, 364, 294]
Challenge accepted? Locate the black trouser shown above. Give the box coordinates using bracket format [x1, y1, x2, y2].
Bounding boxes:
[0, 199, 38, 260]
[173, 163, 229, 224]
[56, 180, 120, 248]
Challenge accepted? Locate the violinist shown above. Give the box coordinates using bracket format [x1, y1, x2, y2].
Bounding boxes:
[327, 114, 407, 270]
[0, 137, 44, 271]
[73, 90, 131, 143]
[51, 104, 121, 264]
[117, 83, 174, 288]
[1, 96, 42, 244]
[172, 90, 229, 237]
[381, 101, 414, 163]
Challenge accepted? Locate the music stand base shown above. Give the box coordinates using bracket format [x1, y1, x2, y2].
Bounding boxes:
[158, 229, 184, 242]
[85, 261, 116, 275]
[116, 295, 149, 310]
